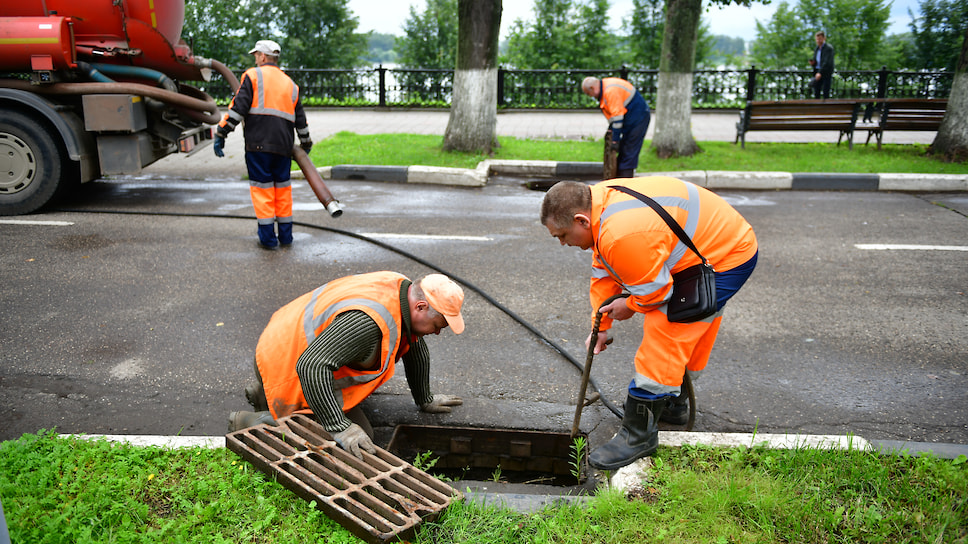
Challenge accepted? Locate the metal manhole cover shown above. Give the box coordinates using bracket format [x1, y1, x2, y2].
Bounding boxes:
[226, 413, 462, 544]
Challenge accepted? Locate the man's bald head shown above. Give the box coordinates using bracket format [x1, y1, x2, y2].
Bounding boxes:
[581, 77, 600, 98]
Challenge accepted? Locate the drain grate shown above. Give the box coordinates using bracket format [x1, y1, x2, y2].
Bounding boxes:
[226, 414, 462, 544]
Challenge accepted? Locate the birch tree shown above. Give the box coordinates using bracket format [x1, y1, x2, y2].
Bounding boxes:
[443, 0, 502, 154]
[928, 26, 968, 162]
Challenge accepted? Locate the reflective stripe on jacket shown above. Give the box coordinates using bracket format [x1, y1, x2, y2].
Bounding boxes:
[589, 177, 758, 330]
[256, 272, 411, 419]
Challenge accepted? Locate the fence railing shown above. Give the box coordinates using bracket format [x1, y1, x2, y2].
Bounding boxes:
[191, 65, 953, 109]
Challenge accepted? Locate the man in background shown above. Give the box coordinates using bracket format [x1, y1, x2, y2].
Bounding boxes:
[812, 31, 835, 99]
[581, 77, 651, 179]
[214, 39, 313, 249]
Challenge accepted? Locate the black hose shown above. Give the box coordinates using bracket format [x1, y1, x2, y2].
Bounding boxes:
[53, 207, 625, 418]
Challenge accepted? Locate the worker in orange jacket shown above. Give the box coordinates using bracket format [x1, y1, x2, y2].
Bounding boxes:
[214, 39, 312, 249]
[228, 271, 466, 459]
[581, 77, 650, 178]
[541, 177, 758, 470]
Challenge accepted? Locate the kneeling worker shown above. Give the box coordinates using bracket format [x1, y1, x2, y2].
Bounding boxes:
[229, 271, 466, 459]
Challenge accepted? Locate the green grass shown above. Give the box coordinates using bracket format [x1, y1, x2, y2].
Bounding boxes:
[3, 432, 966, 543]
[310, 131, 968, 174]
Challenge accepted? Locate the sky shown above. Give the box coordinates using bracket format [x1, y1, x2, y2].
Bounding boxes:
[346, 0, 920, 42]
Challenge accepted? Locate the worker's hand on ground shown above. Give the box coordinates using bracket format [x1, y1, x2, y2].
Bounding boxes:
[420, 394, 463, 414]
[586, 330, 611, 354]
[332, 423, 376, 459]
[299, 136, 313, 153]
[213, 135, 225, 158]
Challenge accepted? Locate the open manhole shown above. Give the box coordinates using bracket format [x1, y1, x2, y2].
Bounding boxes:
[387, 425, 593, 489]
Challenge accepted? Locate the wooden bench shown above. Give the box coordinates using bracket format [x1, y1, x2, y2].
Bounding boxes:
[860, 98, 948, 149]
[735, 100, 862, 149]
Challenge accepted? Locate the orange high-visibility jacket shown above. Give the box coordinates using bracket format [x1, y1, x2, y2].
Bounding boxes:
[589, 177, 758, 330]
[218, 63, 307, 156]
[255, 272, 411, 419]
[598, 78, 636, 132]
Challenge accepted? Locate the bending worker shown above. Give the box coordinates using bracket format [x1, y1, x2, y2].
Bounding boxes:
[541, 178, 758, 470]
[214, 39, 313, 249]
[229, 271, 466, 459]
[581, 77, 650, 179]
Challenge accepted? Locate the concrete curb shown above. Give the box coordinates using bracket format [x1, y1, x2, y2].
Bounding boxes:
[60, 431, 968, 460]
[293, 161, 968, 191]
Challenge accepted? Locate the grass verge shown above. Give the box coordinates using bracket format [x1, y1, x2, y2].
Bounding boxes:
[2, 431, 965, 543]
[310, 132, 968, 174]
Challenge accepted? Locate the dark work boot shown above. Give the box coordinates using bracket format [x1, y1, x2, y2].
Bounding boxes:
[244, 380, 269, 412]
[278, 222, 293, 246]
[257, 224, 278, 249]
[660, 394, 689, 425]
[228, 410, 278, 432]
[588, 394, 664, 471]
[616, 168, 635, 179]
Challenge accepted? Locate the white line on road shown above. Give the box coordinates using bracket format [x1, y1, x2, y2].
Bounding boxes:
[855, 244, 968, 251]
[0, 219, 74, 226]
[358, 232, 493, 241]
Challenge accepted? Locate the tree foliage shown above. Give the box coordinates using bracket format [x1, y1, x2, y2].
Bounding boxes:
[622, 0, 666, 68]
[909, 0, 968, 70]
[396, 0, 459, 68]
[749, 0, 892, 70]
[503, 0, 618, 68]
[181, 0, 365, 69]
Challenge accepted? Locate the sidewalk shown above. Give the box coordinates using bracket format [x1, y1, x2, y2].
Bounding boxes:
[147, 109, 958, 190]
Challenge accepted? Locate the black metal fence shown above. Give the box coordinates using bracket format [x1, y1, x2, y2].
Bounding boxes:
[191, 65, 953, 109]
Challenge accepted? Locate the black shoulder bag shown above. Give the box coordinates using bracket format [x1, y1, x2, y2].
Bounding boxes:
[612, 185, 718, 323]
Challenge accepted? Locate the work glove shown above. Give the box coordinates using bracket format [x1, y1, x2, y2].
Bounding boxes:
[213, 135, 225, 158]
[332, 423, 376, 459]
[299, 135, 313, 153]
[609, 140, 620, 152]
[420, 394, 463, 414]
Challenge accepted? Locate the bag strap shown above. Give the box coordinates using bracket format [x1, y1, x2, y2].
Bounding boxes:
[611, 185, 709, 266]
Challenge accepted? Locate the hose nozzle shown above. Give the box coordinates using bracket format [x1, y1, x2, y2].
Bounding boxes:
[324, 200, 343, 218]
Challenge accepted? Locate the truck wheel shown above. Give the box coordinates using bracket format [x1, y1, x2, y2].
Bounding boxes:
[0, 111, 64, 216]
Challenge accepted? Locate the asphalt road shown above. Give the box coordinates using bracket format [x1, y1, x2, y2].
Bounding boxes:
[1, 174, 966, 453]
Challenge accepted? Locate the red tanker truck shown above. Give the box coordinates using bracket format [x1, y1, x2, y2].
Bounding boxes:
[0, 0, 235, 215]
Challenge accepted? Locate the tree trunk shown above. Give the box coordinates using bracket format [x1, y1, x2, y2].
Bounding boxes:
[652, 0, 701, 159]
[443, 0, 502, 154]
[928, 26, 968, 162]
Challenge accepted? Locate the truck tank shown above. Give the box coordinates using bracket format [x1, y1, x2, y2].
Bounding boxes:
[0, 0, 204, 80]
[0, 0, 239, 215]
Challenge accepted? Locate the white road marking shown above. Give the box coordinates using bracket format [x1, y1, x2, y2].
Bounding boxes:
[855, 244, 968, 252]
[0, 219, 74, 226]
[358, 232, 493, 241]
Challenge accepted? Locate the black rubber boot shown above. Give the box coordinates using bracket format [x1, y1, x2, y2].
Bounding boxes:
[228, 410, 278, 432]
[588, 395, 664, 470]
[244, 380, 269, 412]
[616, 168, 635, 178]
[660, 394, 689, 425]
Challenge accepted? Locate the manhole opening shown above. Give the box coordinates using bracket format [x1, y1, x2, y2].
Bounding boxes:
[387, 425, 589, 487]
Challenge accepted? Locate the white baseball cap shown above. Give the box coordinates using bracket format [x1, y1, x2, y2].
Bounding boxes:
[249, 40, 281, 56]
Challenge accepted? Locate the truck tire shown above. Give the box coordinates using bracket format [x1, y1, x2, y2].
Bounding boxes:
[0, 111, 64, 215]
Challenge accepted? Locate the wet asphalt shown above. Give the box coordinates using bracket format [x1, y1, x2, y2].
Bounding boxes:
[1, 109, 965, 461]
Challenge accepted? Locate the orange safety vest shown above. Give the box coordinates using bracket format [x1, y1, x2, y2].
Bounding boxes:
[255, 272, 411, 420]
[598, 77, 636, 128]
[589, 177, 758, 329]
[220, 64, 299, 128]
